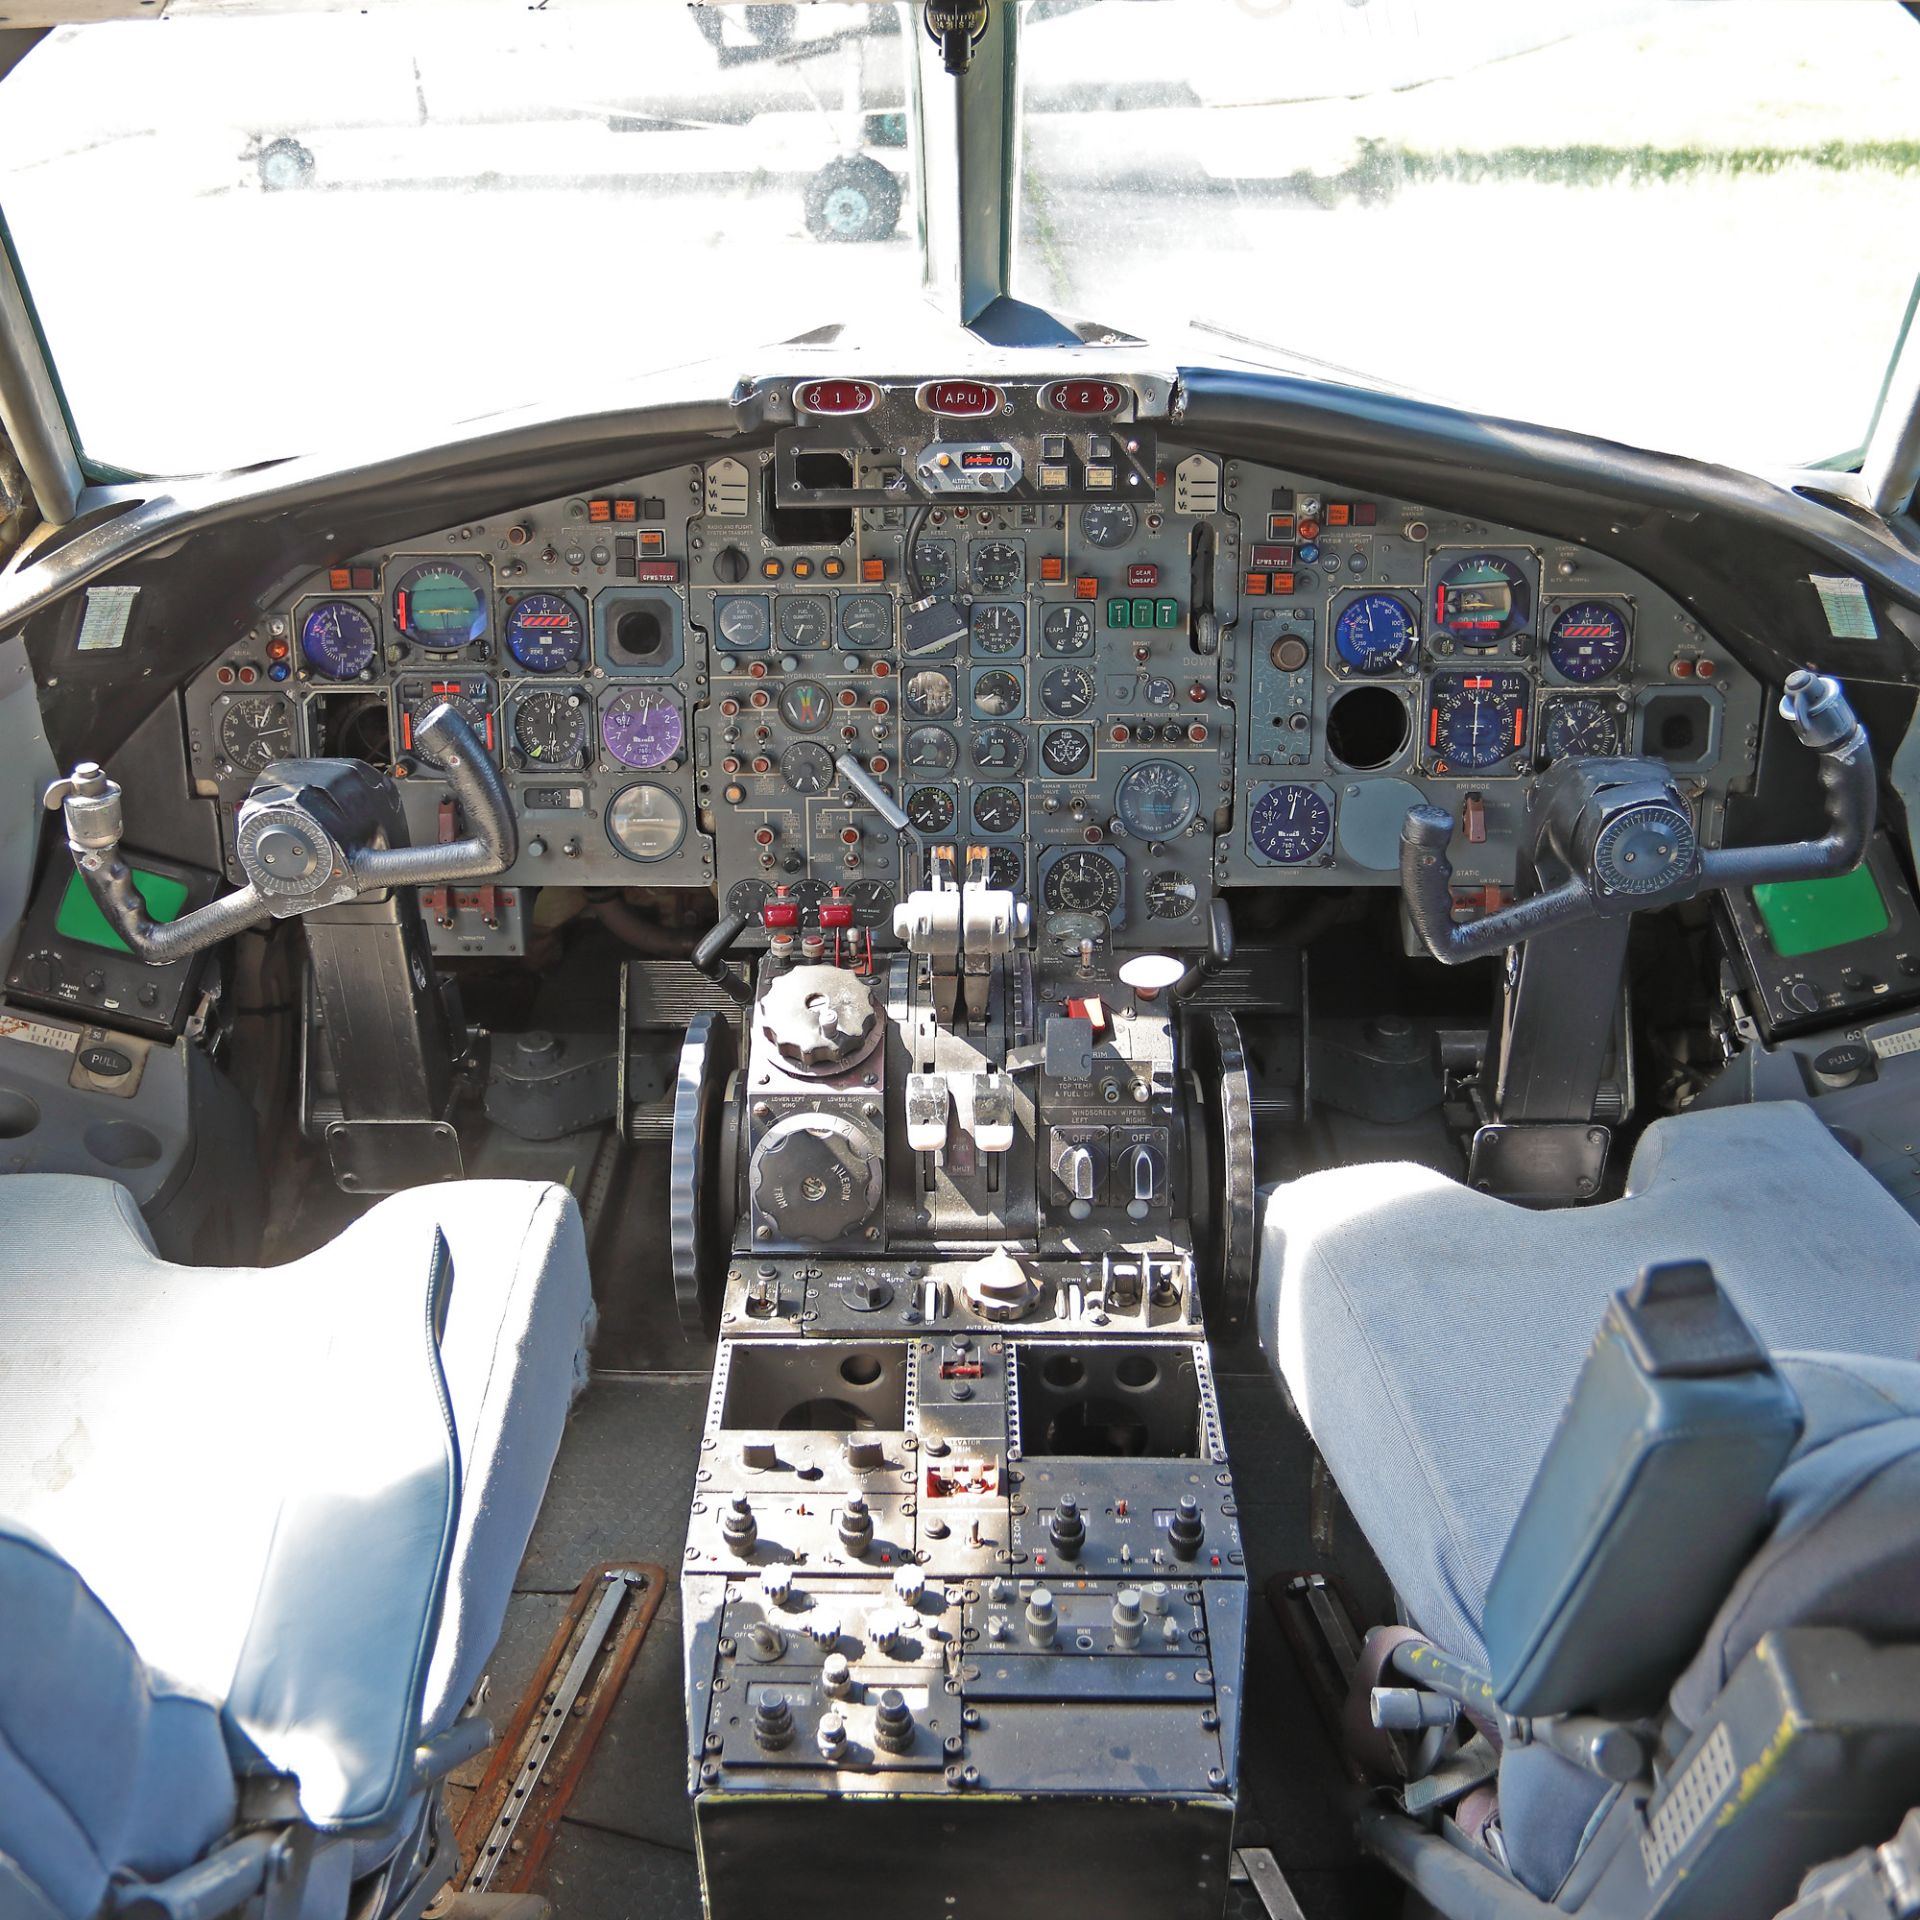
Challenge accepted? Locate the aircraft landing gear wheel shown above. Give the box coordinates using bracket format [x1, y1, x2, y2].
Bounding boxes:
[1188, 1009, 1257, 1338]
[257, 137, 316, 192]
[670, 1010, 739, 1341]
[804, 155, 902, 243]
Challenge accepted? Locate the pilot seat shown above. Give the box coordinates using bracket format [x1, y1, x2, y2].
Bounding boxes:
[1260, 1098, 1920, 1918]
[0, 1174, 594, 1920]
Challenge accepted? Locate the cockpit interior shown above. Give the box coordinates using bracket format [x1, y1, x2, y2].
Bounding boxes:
[4, 5, 1920, 1920]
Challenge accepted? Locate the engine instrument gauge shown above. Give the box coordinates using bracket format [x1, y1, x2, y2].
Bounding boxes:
[1433, 553, 1531, 644]
[391, 558, 488, 650]
[300, 600, 378, 679]
[715, 595, 770, 651]
[971, 540, 1023, 592]
[789, 879, 832, 916]
[1427, 670, 1531, 772]
[781, 740, 836, 795]
[1080, 503, 1137, 549]
[986, 847, 1022, 892]
[1041, 727, 1092, 776]
[399, 681, 495, 770]
[504, 592, 584, 673]
[1543, 697, 1624, 760]
[839, 596, 892, 649]
[779, 598, 830, 649]
[1547, 602, 1631, 681]
[512, 687, 589, 767]
[1147, 871, 1198, 919]
[1043, 849, 1123, 917]
[1043, 606, 1093, 655]
[970, 724, 1026, 773]
[906, 785, 957, 833]
[912, 540, 954, 593]
[972, 669, 1022, 718]
[1115, 759, 1201, 839]
[904, 668, 956, 719]
[846, 879, 894, 927]
[1332, 593, 1418, 675]
[973, 785, 1022, 834]
[218, 695, 294, 772]
[904, 725, 959, 772]
[971, 604, 1024, 655]
[1249, 783, 1332, 864]
[1040, 665, 1095, 719]
[600, 687, 683, 769]
[1593, 801, 1697, 897]
[727, 878, 774, 921]
[778, 680, 833, 732]
[606, 782, 687, 862]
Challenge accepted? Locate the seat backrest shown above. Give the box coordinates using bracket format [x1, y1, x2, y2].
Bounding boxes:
[1480, 1261, 1804, 1718]
[0, 1524, 236, 1920]
[1671, 1350, 1920, 1728]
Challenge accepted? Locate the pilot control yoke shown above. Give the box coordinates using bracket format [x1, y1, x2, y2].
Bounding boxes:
[1399, 672, 1874, 964]
[46, 705, 515, 965]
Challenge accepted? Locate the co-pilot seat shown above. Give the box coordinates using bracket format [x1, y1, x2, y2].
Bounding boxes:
[1259, 1099, 1920, 1905]
[0, 1174, 594, 1920]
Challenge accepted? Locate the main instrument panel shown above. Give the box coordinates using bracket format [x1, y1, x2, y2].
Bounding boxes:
[186, 375, 1762, 949]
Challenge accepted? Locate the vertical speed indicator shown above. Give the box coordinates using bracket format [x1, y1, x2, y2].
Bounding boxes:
[1249, 783, 1332, 865]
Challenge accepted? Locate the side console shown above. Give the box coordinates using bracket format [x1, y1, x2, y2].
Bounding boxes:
[677, 858, 1253, 1920]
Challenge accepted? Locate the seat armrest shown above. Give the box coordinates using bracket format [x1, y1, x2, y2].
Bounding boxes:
[223, 1229, 462, 1831]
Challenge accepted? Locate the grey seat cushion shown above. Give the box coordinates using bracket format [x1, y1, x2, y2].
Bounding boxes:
[0, 1174, 593, 1907]
[1259, 1102, 1920, 1666]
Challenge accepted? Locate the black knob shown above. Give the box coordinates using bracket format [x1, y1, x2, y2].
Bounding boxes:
[714, 546, 751, 584]
[873, 1688, 915, 1754]
[1168, 1494, 1206, 1561]
[752, 1692, 795, 1751]
[1048, 1496, 1086, 1561]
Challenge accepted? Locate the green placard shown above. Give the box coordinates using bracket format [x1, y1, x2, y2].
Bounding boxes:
[1751, 863, 1890, 959]
[54, 867, 190, 955]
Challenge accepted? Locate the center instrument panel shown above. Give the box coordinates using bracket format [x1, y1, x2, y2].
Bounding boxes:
[185, 375, 1762, 949]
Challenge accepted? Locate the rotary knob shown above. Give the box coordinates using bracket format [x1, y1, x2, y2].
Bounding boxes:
[749, 1111, 883, 1244]
[755, 964, 881, 1075]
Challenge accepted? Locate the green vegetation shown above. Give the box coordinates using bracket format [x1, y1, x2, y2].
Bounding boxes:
[1306, 136, 1920, 207]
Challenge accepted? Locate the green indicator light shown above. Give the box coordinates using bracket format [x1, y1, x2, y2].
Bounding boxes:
[56, 868, 189, 955]
[1107, 599, 1130, 627]
[1155, 599, 1179, 628]
[1130, 598, 1155, 627]
[1752, 864, 1890, 958]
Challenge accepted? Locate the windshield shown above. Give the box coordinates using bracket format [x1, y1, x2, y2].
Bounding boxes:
[0, 2, 919, 475]
[1017, 0, 1920, 473]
